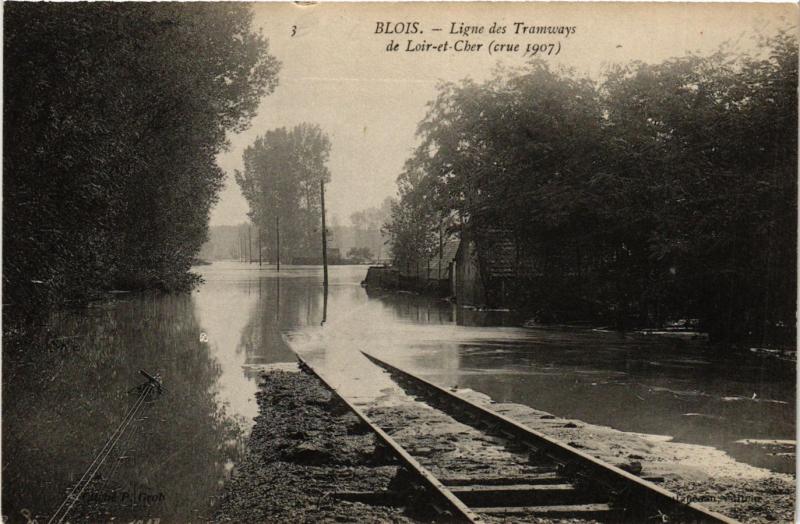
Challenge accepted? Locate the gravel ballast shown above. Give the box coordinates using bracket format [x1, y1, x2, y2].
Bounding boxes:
[213, 366, 794, 523]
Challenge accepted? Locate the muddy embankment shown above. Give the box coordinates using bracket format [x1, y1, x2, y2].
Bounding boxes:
[212, 370, 415, 523]
[215, 368, 794, 523]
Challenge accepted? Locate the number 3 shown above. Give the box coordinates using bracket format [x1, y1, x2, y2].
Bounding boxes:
[291, 25, 297, 37]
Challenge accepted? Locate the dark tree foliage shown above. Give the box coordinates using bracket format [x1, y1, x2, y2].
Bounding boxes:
[382, 165, 440, 273]
[4, 3, 280, 318]
[235, 123, 331, 262]
[601, 32, 797, 343]
[388, 33, 797, 345]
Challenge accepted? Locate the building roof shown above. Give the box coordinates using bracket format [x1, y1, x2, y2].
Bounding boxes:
[396, 237, 460, 279]
[428, 238, 460, 278]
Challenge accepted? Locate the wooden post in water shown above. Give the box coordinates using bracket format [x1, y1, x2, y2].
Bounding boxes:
[320, 178, 329, 324]
[320, 179, 329, 289]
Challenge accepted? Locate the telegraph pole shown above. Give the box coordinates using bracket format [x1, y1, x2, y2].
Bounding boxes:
[248, 224, 252, 263]
[276, 215, 281, 271]
[320, 179, 329, 326]
[258, 226, 262, 267]
[320, 179, 329, 292]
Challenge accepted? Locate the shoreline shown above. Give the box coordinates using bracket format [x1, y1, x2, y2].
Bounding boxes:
[211, 369, 414, 523]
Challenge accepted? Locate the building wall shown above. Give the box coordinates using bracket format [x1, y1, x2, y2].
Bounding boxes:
[364, 266, 399, 288]
[455, 239, 486, 307]
[485, 277, 512, 309]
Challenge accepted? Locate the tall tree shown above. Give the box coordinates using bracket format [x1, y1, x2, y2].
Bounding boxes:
[383, 164, 441, 275]
[235, 124, 332, 262]
[4, 3, 280, 316]
[602, 31, 797, 341]
[386, 32, 797, 343]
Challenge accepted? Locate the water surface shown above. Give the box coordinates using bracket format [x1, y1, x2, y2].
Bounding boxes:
[3, 262, 793, 522]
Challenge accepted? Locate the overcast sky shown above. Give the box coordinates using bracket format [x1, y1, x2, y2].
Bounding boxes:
[210, 2, 796, 227]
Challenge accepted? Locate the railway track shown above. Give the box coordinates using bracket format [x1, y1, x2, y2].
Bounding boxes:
[295, 352, 740, 523]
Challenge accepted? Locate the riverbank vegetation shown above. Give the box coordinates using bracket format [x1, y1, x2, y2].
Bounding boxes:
[4, 3, 279, 321]
[384, 31, 797, 345]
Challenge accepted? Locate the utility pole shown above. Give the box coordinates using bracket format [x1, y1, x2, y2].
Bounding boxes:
[276, 215, 281, 271]
[320, 179, 329, 293]
[258, 226, 262, 267]
[248, 224, 252, 263]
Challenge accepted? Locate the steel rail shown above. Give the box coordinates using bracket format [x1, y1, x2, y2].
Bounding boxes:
[294, 353, 482, 523]
[362, 351, 740, 524]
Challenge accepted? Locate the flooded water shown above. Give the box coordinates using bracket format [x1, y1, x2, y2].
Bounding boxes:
[3, 262, 794, 522]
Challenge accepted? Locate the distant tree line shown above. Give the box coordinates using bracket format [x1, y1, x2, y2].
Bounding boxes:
[4, 3, 279, 319]
[346, 247, 374, 264]
[235, 123, 331, 263]
[349, 197, 393, 260]
[385, 31, 797, 345]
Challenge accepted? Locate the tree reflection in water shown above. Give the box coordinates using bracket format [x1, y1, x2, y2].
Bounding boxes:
[3, 294, 246, 523]
[236, 276, 313, 380]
